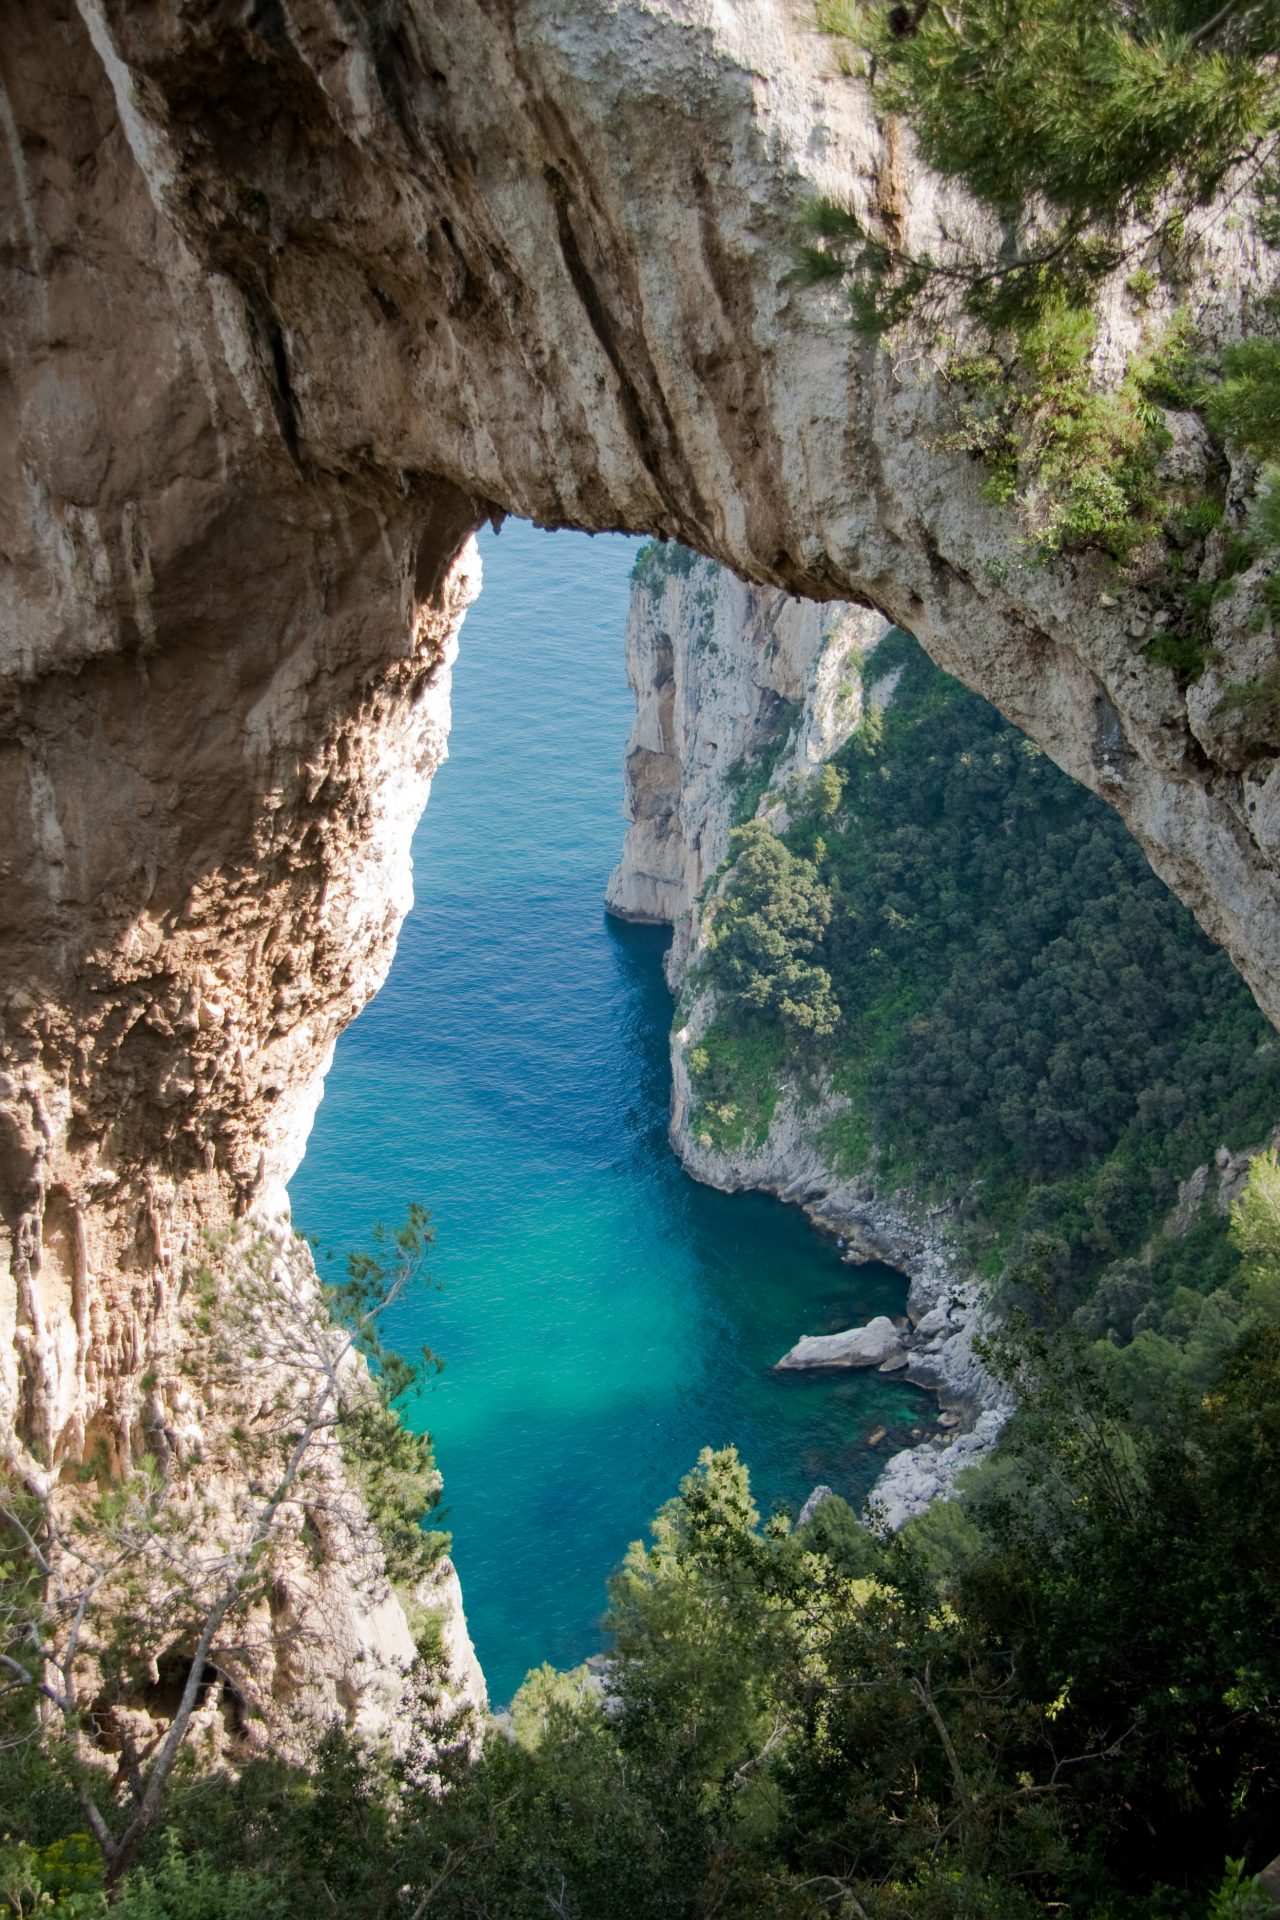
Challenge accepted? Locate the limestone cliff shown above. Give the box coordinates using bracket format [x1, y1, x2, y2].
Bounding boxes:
[1, 3, 494, 1729]
[2, 0, 1279, 1741]
[606, 546, 887, 980]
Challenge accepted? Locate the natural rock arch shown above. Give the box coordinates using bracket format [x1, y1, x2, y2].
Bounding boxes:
[2, 0, 1276, 1727]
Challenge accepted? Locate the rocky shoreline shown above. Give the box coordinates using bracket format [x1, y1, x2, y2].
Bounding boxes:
[670, 1074, 1015, 1533]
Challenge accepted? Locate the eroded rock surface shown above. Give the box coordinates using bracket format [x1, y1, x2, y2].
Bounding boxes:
[871, 1410, 1011, 1534]
[2, 0, 1278, 1736]
[606, 550, 886, 978]
[0, 3, 489, 1731]
[775, 1316, 905, 1372]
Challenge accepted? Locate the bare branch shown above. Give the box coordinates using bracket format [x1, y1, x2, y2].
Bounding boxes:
[910, 1666, 972, 1818]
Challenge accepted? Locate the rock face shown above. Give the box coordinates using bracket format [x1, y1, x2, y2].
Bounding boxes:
[0, 0, 489, 1712]
[1, 0, 1278, 1738]
[606, 552, 886, 980]
[795, 1484, 836, 1528]
[871, 1411, 1011, 1534]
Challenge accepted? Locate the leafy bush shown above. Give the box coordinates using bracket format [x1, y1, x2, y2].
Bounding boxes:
[702, 821, 839, 1041]
[1207, 339, 1280, 464]
[686, 1020, 786, 1151]
[111, 1841, 283, 1920]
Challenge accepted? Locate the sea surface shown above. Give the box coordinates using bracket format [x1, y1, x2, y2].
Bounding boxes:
[289, 520, 927, 1704]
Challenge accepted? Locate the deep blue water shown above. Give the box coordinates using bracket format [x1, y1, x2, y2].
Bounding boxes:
[289, 521, 926, 1704]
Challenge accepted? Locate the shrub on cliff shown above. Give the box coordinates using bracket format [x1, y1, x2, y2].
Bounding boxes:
[831, 0, 1277, 248]
[630, 539, 698, 597]
[805, 0, 1280, 629]
[702, 821, 840, 1041]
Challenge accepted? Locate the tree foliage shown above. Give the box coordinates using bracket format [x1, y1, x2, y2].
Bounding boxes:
[702, 821, 840, 1040]
[8, 1149, 1280, 1908]
[809, 0, 1279, 327]
[847, 0, 1278, 232]
[9, 1271, 1280, 1915]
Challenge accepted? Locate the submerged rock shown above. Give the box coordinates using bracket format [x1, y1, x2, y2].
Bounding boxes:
[775, 1315, 905, 1371]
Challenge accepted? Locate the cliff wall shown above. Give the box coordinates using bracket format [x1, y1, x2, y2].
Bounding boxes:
[606, 548, 888, 979]
[2, 0, 1278, 1736]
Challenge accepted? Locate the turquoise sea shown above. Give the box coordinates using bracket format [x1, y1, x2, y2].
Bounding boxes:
[289, 520, 928, 1705]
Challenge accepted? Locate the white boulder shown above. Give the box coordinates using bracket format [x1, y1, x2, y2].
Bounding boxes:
[796, 1484, 836, 1527]
[775, 1315, 905, 1371]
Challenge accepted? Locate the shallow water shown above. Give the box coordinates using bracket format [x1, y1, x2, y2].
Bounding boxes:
[289, 520, 928, 1704]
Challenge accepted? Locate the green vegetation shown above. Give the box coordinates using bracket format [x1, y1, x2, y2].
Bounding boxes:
[630, 540, 699, 597]
[1208, 337, 1280, 462]
[686, 1020, 786, 1152]
[690, 633, 1280, 1313]
[723, 701, 799, 825]
[6, 1164, 1280, 1913]
[702, 821, 839, 1041]
[801, 0, 1280, 667]
[817, 0, 1277, 252]
[937, 305, 1208, 560]
[325, 1207, 449, 1592]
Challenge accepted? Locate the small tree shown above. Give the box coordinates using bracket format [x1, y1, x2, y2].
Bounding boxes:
[0, 1209, 443, 1888]
[705, 821, 841, 1040]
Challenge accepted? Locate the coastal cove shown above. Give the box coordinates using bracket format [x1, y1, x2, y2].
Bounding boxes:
[289, 522, 927, 1705]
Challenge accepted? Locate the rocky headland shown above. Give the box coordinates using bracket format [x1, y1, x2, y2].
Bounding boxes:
[608, 546, 1278, 1534]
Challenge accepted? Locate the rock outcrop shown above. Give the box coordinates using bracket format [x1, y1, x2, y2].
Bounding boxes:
[606, 551, 886, 979]
[871, 1410, 1011, 1534]
[2, 0, 1278, 1738]
[775, 1315, 905, 1371]
[0, 3, 488, 1708]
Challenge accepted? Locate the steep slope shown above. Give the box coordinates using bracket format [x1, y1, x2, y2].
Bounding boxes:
[607, 542, 888, 978]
